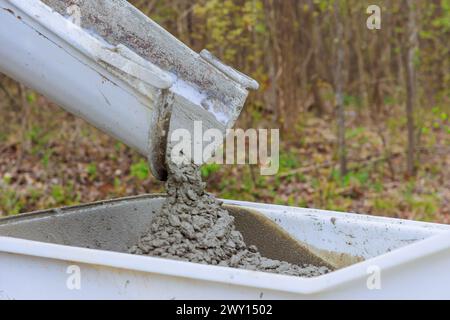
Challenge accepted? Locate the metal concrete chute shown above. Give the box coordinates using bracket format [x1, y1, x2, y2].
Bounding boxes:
[0, 0, 258, 180]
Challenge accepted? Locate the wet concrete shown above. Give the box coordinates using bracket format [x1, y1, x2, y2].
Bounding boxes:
[129, 162, 333, 277]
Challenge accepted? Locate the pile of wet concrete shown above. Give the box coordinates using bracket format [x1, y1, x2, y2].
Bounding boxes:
[130, 161, 331, 278]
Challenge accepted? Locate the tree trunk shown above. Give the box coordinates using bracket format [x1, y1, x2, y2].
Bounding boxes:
[403, 0, 418, 176]
[334, 0, 347, 177]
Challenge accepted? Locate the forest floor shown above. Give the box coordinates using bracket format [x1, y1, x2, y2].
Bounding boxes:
[0, 90, 449, 223]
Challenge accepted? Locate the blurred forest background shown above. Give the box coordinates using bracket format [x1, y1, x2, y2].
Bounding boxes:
[0, 0, 449, 222]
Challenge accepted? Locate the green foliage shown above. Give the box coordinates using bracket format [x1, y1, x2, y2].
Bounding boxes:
[26, 126, 43, 145]
[51, 185, 65, 204]
[332, 169, 369, 187]
[346, 127, 365, 140]
[114, 177, 121, 188]
[26, 125, 52, 156]
[279, 152, 299, 172]
[50, 184, 79, 206]
[200, 163, 221, 178]
[41, 149, 53, 168]
[2, 173, 12, 185]
[26, 92, 37, 104]
[408, 195, 439, 222]
[372, 181, 384, 193]
[421, 105, 449, 136]
[432, 0, 450, 31]
[0, 187, 23, 215]
[192, 0, 267, 87]
[372, 197, 397, 216]
[130, 159, 150, 180]
[343, 94, 360, 108]
[383, 96, 396, 106]
[86, 163, 98, 180]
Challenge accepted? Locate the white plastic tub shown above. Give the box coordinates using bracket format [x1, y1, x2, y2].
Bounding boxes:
[0, 195, 449, 300]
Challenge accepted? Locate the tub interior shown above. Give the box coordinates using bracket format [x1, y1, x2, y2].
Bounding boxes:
[0, 195, 448, 270]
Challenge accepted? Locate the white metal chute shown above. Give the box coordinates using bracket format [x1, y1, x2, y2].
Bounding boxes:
[9, 0, 174, 92]
[0, 0, 153, 156]
[0, 0, 259, 180]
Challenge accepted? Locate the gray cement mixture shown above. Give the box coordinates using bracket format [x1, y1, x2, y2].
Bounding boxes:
[130, 161, 331, 278]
